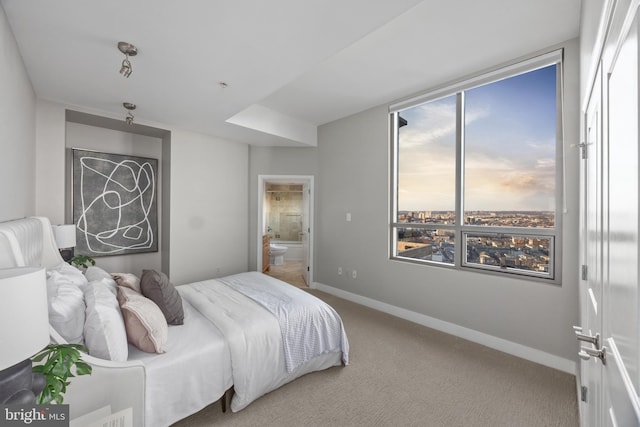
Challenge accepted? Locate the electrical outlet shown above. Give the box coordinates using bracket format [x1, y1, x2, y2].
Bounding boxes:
[352, 270, 357, 279]
[338, 267, 342, 275]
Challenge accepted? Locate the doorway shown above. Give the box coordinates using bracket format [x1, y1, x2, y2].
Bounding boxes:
[257, 175, 313, 287]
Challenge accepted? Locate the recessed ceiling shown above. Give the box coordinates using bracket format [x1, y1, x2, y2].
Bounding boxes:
[0, 0, 580, 147]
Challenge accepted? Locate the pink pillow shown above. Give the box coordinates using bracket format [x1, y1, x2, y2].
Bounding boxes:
[117, 286, 167, 353]
[113, 273, 141, 293]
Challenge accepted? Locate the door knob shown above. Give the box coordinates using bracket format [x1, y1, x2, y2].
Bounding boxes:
[578, 345, 606, 364]
[573, 326, 600, 347]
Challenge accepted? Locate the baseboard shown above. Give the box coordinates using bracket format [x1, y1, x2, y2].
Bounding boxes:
[312, 281, 576, 375]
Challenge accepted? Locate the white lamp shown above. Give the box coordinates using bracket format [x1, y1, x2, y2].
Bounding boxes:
[0, 267, 49, 404]
[52, 224, 76, 262]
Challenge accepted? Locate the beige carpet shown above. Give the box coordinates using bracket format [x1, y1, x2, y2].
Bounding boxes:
[173, 290, 578, 427]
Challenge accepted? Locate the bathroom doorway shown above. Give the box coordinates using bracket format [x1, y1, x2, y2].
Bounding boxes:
[257, 175, 313, 287]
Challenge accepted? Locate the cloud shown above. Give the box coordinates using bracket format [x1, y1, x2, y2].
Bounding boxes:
[395, 99, 555, 211]
[398, 101, 489, 150]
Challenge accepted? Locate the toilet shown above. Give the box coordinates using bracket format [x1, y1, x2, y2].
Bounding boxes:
[269, 244, 287, 265]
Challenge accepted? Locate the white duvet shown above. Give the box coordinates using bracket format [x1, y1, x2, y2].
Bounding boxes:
[217, 272, 349, 372]
[179, 272, 349, 411]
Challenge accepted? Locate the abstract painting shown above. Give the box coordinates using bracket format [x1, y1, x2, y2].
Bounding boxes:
[72, 149, 158, 257]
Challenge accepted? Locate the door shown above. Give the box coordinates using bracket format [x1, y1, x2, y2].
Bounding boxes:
[302, 182, 310, 285]
[578, 5, 640, 426]
[257, 175, 313, 285]
[603, 10, 640, 425]
[579, 62, 604, 426]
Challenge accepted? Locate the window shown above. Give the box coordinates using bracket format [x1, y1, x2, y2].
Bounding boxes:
[390, 51, 562, 281]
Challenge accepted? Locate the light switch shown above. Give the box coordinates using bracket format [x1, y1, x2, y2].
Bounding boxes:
[346, 212, 352, 222]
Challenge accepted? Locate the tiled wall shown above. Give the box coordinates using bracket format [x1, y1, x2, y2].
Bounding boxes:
[266, 184, 303, 241]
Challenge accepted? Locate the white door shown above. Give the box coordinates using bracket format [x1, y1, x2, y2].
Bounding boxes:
[578, 5, 640, 426]
[302, 182, 310, 285]
[603, 10, 640, 425]
[579, 62, 604, 426]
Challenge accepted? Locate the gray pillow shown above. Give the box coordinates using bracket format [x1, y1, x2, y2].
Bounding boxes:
[140, 269, 184, 325]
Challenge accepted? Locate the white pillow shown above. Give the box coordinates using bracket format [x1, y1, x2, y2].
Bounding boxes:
[46, 271, 85, 344]
[85, 266, 117, 297]
[47, 262, 88, 288]
[83, 278, 128, 361]
[85, 266, 116, 285]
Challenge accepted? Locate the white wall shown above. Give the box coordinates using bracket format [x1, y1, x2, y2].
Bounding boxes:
[580, 0, 607, 106]
[35, 100, 65, 224]
[169, 129, 249, 285]
[34, 101, 250, 285]
[315, 38, 581, 367]
[0, 4, 36, 221]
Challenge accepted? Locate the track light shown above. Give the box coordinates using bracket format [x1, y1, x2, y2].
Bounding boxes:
[120, 58, 132, 78]
[118, 42, 137, 78]
[123, 102, 136, 125]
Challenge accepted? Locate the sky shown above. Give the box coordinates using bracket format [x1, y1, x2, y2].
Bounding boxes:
[397, 64, 557, 212]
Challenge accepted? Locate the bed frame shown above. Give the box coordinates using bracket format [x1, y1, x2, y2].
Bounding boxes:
[0, 217, 146, 426]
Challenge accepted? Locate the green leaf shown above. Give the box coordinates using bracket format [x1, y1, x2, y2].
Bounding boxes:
[32, 350, 52, 362]
[31, 343, 92, 404]
[75, 361, 92, 376]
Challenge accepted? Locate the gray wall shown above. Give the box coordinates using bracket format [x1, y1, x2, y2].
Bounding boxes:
[315, 38, 581, 363]
[248, 146, 318, 269]
[64, 122, 164, 276]
[0, 5, 36, 221]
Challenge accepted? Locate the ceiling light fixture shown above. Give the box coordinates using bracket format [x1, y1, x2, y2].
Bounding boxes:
[123, 102, 136, 125]
[118, 41, 137, 78]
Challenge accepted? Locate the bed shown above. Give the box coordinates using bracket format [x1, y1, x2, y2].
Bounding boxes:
[0, 217, 349, 427]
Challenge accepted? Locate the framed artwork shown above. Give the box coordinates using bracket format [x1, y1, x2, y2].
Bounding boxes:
[72, 148, 158, 257]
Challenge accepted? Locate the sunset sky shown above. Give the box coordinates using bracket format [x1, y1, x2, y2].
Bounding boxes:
[397, 64, 557, 212]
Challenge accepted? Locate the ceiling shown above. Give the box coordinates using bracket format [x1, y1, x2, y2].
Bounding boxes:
[1, 0, 581, 147]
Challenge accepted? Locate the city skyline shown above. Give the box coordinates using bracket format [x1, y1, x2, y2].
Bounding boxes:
[396, 210, 553, 275]
[397, 64, 557, 212]
[397, 209, 555, 228]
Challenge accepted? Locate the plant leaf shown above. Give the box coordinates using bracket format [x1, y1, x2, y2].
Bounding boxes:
[75, 361, 92, 376]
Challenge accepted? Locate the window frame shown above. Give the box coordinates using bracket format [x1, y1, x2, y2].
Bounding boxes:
[389, 49, 564, 283]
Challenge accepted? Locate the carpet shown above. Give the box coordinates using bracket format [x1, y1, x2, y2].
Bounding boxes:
[173, 289, 578, 426]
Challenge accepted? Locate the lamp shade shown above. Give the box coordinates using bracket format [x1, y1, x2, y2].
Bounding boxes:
[52, 224, 76, 249]
[0, 267, 49, 370]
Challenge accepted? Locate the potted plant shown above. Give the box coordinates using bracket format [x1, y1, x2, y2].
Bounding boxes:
[32, 344, 92, 404]
[69, 255, 96, 270]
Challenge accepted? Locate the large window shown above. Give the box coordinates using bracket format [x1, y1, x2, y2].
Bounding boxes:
[390, 51, 562, 281]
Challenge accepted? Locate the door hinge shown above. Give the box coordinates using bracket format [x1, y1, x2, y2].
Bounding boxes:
[581, 264, 588, 280]
[307, 266, 310, 272]
[576, 142, 592, 159]
[581, 385, 588, 402]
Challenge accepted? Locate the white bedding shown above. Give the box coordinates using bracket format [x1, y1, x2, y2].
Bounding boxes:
[179, 272, 348, 412]
[128, 296, 232, 427]
[217, 272, 349, 372]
